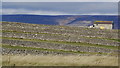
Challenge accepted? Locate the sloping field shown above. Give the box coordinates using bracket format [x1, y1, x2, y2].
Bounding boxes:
[1, 22, 120, 66]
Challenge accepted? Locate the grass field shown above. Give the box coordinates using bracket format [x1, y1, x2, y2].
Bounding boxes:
[2, 22, 119, 66]
[2, 55, 118, 66]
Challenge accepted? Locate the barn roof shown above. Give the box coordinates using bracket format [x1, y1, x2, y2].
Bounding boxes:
[94, 21, 113, 24]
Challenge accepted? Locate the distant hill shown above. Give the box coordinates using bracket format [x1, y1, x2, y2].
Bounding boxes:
[1, 14, 119, 29]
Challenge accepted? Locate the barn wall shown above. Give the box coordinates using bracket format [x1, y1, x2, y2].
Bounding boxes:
[94, 24, 112, 29]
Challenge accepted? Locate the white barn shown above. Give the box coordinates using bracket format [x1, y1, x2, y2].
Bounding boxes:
[90, 21, 113, 29]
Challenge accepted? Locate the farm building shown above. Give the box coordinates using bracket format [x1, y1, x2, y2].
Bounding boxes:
[90, 21, 113, 29]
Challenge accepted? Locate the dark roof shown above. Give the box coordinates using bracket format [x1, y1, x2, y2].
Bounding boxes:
[94, 21, 113, 24]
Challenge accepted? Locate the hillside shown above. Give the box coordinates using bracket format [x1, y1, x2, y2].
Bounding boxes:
[1, 15, 119, 29]
[2, 22, 119, 56]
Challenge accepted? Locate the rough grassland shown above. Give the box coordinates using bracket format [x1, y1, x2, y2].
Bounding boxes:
[1, 22, 119, 66]
[2, 55, 118, 66]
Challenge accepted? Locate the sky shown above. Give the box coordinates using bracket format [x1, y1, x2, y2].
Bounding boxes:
[1, 1, 119, 15]
[1, 0, 120, 2]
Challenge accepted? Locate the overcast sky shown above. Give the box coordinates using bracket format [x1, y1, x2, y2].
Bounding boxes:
[1, 2, 118, 15]
[1, 0, 120, 2]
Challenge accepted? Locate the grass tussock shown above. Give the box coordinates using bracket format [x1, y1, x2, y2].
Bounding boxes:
[2, 55, 118, 66]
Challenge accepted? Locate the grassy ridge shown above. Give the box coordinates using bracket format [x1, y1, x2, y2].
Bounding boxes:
[2, 44, 109, 55]
[2, 37, 118, 50]
[2, 30, 120, 42]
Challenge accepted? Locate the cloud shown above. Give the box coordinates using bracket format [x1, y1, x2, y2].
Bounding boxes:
[1, 8, 117, 15]
[79, 13, 118, 15]
[2, 0, 120, 2]
[2, 2, 118, 15]
[1, 9, 71, 15]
